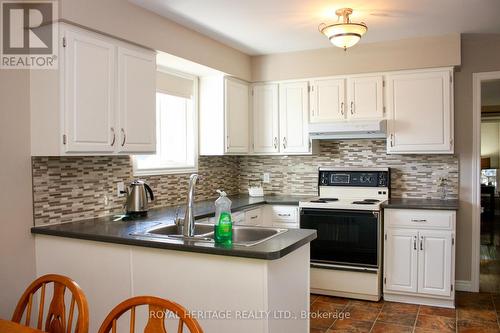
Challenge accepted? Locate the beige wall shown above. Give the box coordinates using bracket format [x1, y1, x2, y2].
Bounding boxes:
[60, 0, 252, 81]
[454, 34, 500, 281]
[251, 34, 461, 82]
[0, 70, 36, 317]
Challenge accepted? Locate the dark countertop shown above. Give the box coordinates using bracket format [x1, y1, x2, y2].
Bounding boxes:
[381, 198, 459, 210]
[31, 194, 316, 260]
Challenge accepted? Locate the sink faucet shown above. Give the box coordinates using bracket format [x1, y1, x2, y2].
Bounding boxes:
[183, 174, 199, 237]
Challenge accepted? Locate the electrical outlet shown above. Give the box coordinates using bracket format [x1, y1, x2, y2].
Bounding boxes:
[263, 173, 271, 183]
[117, 181, 125, 197]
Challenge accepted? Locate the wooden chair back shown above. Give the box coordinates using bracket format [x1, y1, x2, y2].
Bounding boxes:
[98, 296, 203, 333]
[12, 274, 89, 333]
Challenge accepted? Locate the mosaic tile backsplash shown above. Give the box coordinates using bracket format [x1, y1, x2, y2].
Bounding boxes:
[239, 140, 459, 198]
[32, 140, 459, 225]
[32, 156, 240, 225]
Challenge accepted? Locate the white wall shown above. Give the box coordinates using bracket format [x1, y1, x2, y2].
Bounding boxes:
[0, 70, 36, 318]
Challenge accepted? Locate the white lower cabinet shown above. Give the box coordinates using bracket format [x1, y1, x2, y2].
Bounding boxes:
[418, 230, 453, 297]
[385, 228, 418, 293]
[265, 205, 299, 228]
[384, 209, 455, 308]
[223, 205, 300, 228]
[244, 207, 263, 226]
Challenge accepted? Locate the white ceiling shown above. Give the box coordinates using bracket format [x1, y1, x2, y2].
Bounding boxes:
[131, 0, 500, 55]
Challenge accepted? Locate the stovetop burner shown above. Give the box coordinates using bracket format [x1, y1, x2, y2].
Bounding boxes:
[310, 198, 339, 203]
[352, 199, 380, 205]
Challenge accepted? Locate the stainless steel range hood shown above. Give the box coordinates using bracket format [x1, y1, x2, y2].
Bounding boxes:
[308, 119, 387, 140]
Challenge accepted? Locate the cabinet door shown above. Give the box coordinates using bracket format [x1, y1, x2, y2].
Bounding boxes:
[252, 84, 279, 153]
[225, 78, 249, 154]
[347, 76, 384, 120]
[244, 208, 262, 226]
[279, 81, 310, 153]
[310, 78, 345, 123]
[64, 29, 115, 153]
[386, 70, 453, 154]
[116, 46, 156, 153]
[385, 229, 418, 293]
[418, 230, 453, 297]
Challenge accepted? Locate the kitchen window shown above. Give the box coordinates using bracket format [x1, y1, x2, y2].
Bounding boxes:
[133, 69, 198, 175]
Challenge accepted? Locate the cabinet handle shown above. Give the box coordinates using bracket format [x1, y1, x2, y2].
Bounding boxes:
[278, 213, 291, 217]
[226, 135, 230, 149]
[350, 101, 354, 115]
[420, 236, 424, 251]
[110, 127, 116, 146]
[340, 102, 344, 116]
[283, 137, 287, 149]
[390, 134, 394, 147]
[411, 219, 427, 223]
[413, 236, 417, 250]
[274, 137, 278, 149]
[250, 215, 258, 220]
[121, 128, 126, 146]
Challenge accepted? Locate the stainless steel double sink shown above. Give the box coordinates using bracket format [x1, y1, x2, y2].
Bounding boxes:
[134, 223, 287, 247]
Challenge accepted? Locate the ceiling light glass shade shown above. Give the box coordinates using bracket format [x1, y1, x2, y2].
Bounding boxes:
[320, 22, 367, 49]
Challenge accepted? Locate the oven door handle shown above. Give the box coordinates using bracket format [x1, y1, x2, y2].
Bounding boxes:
[311, 262, 379, 273]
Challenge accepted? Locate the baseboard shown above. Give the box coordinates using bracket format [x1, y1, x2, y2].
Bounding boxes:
[455, 280, 474, 292]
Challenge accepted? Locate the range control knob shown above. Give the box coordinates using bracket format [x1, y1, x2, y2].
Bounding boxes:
[378, 174, 387, 186]
[320, 173, 329, 185]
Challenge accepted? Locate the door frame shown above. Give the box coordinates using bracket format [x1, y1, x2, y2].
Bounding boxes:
[472, 71, 500, 292]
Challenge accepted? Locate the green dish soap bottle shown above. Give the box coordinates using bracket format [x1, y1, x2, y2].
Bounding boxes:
[214, 190, 232, 245]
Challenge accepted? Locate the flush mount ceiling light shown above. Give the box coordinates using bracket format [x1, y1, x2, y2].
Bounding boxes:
[319, 8, 367, 51]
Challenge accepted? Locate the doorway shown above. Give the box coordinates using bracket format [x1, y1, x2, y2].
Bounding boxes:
[473, 72, 500, 292]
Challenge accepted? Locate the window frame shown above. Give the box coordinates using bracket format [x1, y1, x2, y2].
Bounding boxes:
[133, 66, 199, 176]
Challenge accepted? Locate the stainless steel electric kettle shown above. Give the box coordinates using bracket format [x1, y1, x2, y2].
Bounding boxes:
[124, 180, 154, 216]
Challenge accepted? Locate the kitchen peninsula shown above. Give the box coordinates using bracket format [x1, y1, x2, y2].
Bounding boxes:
[31, 195, 316, 333]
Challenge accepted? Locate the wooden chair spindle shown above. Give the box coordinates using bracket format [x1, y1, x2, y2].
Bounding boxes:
[37, 283, 46, 329]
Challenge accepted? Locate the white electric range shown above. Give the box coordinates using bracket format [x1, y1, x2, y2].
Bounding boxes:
[299, 167, 390, 301]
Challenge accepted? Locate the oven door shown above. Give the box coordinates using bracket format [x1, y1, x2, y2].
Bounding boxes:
[300, 208, 380, 270]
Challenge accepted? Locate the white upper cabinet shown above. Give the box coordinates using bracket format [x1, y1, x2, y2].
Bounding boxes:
[279, 82, 310, 153]
[64, 29, 116, 153]
[225, 78, 249, 153]
[116, 46, 156, 153]
[310, 78, 345, 122]
[252, 83, 280, 153]
[30, 23, 157, 156]
[347, 75, 384, 120]
[386, 69, 453, 154]
[199, 76, 249, 155]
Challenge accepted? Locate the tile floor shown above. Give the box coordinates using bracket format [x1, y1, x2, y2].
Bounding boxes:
[480, 215, 500, 293]
[310, 292, 500, 332]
